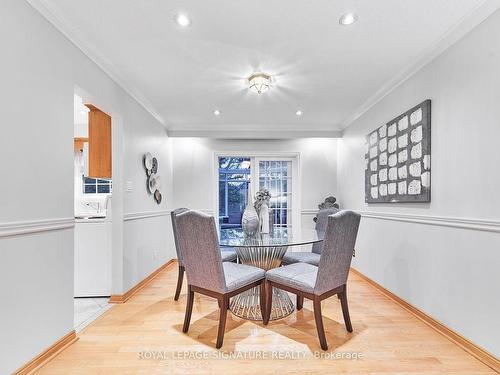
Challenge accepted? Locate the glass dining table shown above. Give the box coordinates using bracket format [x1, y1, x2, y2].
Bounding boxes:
[219, 227, 323, 321]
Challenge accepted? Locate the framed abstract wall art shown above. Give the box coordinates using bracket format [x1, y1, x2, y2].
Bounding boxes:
[365, 100, 431, 203]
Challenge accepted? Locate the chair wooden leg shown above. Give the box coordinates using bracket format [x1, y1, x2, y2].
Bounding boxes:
[339, 285, 353, 332]
[174, 265, 185, 301]
[216, 295, 228, 349]
[182, 285, 194, 333]
[296, 295, 304, 310]
[313, 297, 328, 351]
[259, 281, 266, 320]
[263, 281, 272, 325]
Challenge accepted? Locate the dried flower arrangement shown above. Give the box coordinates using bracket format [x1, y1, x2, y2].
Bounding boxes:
[254, 188, 271, 210]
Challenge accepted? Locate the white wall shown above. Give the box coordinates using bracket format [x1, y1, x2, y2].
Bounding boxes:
[171, 138, 339, 231]
[122, 124, 175, 292]
[338, 9, 500, 356]
[0, 1, 173, 373]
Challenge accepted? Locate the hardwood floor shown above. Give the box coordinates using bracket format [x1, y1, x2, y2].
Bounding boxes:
[38, 261, 495, 374]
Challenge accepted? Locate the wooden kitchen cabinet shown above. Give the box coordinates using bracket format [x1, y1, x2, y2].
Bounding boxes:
[85, 104, 112, 178]
[74, 137, 88, 152]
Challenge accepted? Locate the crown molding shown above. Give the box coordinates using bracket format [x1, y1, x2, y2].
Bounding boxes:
[340, 0, 500, 132]
[167, 129, 341, 139]
[28, 0, 500, 136]
[27, 0, 166, 127]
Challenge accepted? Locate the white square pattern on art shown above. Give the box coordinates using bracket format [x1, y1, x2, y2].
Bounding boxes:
[379, 137, 387, 152]
[365, 100, 431, 203]
[379, 152, 387, 166]
[388, 138, 397, 153]
[388, 167, 398, 181]
[388, 153, 397, 167]
[379, 124, 387, 138]
[388, 123, 397, 137]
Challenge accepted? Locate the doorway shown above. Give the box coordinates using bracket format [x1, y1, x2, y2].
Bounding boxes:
[73, 93, 112, 332]
[216, 154, 300, 235]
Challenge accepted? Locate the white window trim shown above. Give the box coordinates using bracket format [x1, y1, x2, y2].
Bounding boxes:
[213, 151, 301, 238]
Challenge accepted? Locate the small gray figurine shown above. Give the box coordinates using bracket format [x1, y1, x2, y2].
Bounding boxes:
[313, 196, 340, 222]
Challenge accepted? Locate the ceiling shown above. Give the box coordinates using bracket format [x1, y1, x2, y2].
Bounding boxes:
[30, 0, 494, 136]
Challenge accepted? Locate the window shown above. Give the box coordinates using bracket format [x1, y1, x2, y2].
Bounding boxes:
[218, 157, 251, 229]
[83, 176, 112, 194]
[257, 160, 292, 228]
[217, 156, 297, 232]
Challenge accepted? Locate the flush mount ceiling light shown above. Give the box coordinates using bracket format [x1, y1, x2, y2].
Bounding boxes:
[213, 109, 221, 116]
[296, 110, 303, 116]
[339, 13, 358, 25]
[174, 13, 191, 27]
[248, 72, 272, 94]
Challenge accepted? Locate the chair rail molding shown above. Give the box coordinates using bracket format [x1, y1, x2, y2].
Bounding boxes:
[0, 217, 75, 238]
[359, 211, 500, 233]
[301, 209, 319, 215]
[124, 210, 171, 222]
[123, 209, 214, 221]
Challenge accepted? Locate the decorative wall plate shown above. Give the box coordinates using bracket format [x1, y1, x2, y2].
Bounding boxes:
[144, 152, 153, 171]
[153, 175, 160, 190]
[151, 157, 158, 174]
[148, 174, 158, 193]
[154, 190, 162, 204]
[144, 152, 162, 204]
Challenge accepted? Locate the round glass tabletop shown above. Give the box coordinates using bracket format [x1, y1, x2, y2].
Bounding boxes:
[219, 227, 323, 248]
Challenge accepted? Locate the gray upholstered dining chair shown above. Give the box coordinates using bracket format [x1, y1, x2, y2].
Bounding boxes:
[175, 210, 266, 349]
[264, 210, 361, 350]
[171, 208, 237, 301]
[282, 207, 339, 266]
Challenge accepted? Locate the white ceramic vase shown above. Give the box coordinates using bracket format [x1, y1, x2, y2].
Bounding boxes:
[259, 203, 270, 234]
[241, 184, 260, 237]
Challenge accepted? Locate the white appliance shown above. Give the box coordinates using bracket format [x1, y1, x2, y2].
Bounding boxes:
[74, 196, 112, 297]
[75, 194, 111, 219]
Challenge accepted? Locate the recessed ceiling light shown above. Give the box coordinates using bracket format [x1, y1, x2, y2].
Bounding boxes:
[213, 109, 221, 116]
[174, 13, 191, 27]
[296, 110, 303, 116]
[339, 13, 357, 26]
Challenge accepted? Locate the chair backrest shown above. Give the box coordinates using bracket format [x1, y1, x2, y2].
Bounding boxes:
[171, 208, 189, 266]
[312, 207, 340, 254]
[175, 210, 226, 293]
[314, 210, 361, 295]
